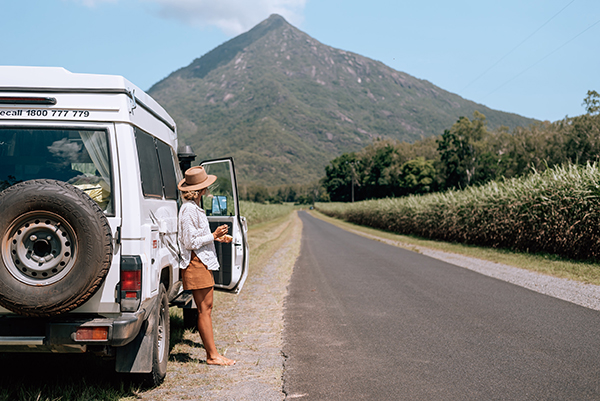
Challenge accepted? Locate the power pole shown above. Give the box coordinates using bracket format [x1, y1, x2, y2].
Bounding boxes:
[350, 162, 356, 203]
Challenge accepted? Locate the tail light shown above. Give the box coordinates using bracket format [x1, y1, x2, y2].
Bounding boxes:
[120, 256, 142, 312]
[122, 270, 141, 295]
[75, 327, 109, 341]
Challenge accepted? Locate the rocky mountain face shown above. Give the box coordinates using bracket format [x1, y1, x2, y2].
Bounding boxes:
[149, 14, 536, 186]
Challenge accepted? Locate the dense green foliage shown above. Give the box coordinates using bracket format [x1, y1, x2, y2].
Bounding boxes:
[323, 106, 600, 201]
[323, 137, 441, 201]
[584, 90, 600, 115]
[317, 163, 600, 262]
[149, 15, 536, 187]
[437, 111, 489, 189]
[240, 182, 328, 205]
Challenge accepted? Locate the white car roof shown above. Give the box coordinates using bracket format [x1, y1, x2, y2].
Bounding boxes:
[0, 66, 130, 90]
[0, 66, 175, 132]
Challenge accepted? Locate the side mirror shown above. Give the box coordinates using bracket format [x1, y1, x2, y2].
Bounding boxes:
[212, 195, 227, 216]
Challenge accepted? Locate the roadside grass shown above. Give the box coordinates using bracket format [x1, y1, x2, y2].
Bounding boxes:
[311, 210, 600, 285]
[239, 201, 295, 226]
[317, 163, 600, 263]
[0, 202, 297, 401]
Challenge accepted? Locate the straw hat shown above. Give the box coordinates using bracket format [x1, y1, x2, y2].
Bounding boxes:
[178, 166, 217, 191]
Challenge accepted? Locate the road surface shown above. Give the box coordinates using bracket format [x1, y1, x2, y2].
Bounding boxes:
[282, 212, 600, 400]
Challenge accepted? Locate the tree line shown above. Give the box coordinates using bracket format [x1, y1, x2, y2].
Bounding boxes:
[322, 90, 600, 202]
[239, 182, 327, 205]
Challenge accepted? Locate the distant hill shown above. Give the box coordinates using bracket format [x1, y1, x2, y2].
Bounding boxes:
[149, 14, 537, 186]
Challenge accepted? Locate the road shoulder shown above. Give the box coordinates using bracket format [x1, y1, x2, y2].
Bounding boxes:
[141, 211, 302, 400]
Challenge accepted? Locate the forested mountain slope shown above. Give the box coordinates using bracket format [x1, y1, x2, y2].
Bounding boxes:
[149, 14, 537, 186]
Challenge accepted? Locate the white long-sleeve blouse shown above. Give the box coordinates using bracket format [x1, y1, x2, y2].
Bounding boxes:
[178, 200, 220, 271]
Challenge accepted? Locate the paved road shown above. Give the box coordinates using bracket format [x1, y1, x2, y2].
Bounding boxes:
[282, 212, 600, 400]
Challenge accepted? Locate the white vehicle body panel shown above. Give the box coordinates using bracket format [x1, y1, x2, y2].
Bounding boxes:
[0, 67, 179, 317]
[0, 67, 248, 377]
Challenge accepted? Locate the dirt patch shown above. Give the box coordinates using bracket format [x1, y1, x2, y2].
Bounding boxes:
[137, 211, 302, 400]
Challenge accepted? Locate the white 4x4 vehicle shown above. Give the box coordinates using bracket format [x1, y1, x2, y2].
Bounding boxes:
[0, 67, 248, 385]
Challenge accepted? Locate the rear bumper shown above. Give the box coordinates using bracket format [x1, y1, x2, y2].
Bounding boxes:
[0, 300, 153, 353]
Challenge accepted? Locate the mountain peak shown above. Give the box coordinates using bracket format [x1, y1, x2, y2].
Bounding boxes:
[262, 13, 289, 28]
[151, 14, 292, 86]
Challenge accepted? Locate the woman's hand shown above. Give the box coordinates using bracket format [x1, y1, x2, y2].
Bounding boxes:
[212, 224, 229, 240]
[215, 234, 233, 243]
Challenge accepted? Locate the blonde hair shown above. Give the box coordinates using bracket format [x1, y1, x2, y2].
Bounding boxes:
[181, 190, 199, 201]
[181, 188, 206, 201]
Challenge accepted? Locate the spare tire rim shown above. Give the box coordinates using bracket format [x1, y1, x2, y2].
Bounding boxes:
[2, 211, 77, 286]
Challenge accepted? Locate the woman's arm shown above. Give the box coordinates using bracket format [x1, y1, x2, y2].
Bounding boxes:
[180, 206, 215, 250]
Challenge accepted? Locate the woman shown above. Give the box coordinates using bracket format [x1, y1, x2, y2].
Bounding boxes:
[178, 166, 236, 366]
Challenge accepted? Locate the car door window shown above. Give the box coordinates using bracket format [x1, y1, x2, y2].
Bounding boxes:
[135, 129, 162, 198]
[156, 140, 178, 200]
[135, 128, 178, 200]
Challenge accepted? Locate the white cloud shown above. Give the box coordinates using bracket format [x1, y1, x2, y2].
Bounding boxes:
[70, 0, 305, 35]
[143, 0, 306, 35]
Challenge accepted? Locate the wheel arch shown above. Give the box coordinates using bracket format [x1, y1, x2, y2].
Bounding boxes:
[159, 264, 172, 293]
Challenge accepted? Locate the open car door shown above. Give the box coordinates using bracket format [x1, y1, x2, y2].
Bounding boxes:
[200, 158, 249, 293]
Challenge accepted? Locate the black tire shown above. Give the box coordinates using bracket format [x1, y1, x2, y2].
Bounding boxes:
[0, 179, 112, 317]
[142, 284, 170, 387]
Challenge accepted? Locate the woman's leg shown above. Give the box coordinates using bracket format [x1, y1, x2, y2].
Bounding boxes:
[191, 287, 236, 366]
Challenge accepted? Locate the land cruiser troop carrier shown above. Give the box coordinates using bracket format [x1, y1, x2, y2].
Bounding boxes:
[0, 66, 248, 385]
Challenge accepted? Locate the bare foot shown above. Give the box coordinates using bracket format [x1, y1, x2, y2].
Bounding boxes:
[207, 355, 236, 366]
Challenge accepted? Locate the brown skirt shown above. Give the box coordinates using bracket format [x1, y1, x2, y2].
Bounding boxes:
[182, 251, 215, 290]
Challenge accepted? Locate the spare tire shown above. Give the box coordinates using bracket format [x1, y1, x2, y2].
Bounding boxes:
[0, 179, 113, 317]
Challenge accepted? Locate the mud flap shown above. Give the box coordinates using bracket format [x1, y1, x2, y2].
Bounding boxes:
[115, 297, 158, 373]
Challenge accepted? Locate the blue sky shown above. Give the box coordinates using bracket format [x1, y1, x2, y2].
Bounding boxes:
[3, 0, 599, 122]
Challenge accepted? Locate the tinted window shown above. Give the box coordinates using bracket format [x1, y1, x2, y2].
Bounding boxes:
[134, 128, 162, 198]
[156, 140, 178, 200]
[0, 127, 114, 214]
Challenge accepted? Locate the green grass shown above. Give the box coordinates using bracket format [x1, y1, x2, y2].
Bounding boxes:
[317, 163, 600, 262]
[240, 200, 296, 226]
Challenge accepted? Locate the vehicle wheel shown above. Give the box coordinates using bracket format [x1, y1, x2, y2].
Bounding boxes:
[0, 179, 112, 317]
[142, 284, 170, 387]
[183, 307, 199, 331]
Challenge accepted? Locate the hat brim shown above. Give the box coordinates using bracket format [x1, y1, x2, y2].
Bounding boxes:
[177, 174, 217, 192]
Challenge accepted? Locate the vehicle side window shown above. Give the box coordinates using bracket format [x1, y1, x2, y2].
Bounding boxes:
[134, 128, 178, 200]
[156, 140, 178, 200]
[135, 128, 163, 198]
